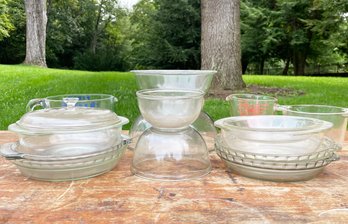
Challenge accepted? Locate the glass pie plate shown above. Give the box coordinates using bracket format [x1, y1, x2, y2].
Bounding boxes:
[219, 160, 338, 182]
[0, 136, 130, 182]
[215, 135, 340, 182]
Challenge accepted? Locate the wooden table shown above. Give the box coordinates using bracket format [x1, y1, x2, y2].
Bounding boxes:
[0, 131, 347, 223]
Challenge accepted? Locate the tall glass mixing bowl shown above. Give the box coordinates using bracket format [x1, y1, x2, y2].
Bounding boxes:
[278, 105, 348, 147]
[129, 70, 217, 151]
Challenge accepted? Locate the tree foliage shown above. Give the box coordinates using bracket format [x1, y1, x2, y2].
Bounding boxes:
[0, 0, 347, 75]
[0, 0, 14, 41]
[130, 0, 201, 69]
[241, 0, 348, 75]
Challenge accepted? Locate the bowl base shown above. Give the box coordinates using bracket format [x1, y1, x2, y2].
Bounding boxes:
[131, 158, 211, 181]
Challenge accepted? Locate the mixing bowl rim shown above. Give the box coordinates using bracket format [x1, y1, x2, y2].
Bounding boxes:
[136, 89, 205, 100]
[279, 104, 348, 115]
[131, 70, 217, 76]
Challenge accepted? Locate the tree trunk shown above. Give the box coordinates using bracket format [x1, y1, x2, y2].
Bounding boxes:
[24, 0, 47, 67]
[201, 0, 245, 91]
[282, 57, 290, 75]
[259, 57, 265, 75]
[293, 50, 306, 76]
[241, 57, 248, 74]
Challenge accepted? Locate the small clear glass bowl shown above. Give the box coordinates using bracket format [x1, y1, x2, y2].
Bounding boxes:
[215, 115, 333, 156]
[136, 89, 204, 129]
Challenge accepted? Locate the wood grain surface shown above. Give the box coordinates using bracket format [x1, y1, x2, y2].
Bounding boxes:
[0, 131, 347, 223]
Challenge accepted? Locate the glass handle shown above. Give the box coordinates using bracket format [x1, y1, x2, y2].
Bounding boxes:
[274, 104, 290, 112]
[63, 97, 79, 108]
[343, 108, 348, 117]
[26, 98, 45, 112]
[0, 143, 24, 160]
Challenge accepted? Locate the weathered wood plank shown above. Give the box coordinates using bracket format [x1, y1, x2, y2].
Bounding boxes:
[0, 131, 347, 223]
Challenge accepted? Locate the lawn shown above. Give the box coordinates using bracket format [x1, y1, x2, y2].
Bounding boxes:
[0, 64, 347, 130]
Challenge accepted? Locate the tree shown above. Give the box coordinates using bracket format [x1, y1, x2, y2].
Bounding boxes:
[24, 0, 47, 67]
[0, 0, 14, 41]
[130, 0, 201, 69]
[0, 0, 25, 64]
[201, 0, 245, 91]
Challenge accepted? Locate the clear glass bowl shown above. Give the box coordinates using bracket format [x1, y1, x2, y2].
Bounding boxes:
[131, 70, 217, 93]
[278, 104, 348, 146]
[128, 111, 217, 152]
[136, 89, 204, 129]
[131, 127, 211, 181]
[215, 116, 333, 156]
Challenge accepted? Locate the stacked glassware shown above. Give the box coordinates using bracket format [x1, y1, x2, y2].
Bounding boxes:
[0, 95, 130, 181]
[130, 70, 217, 180]
[214, 116, 341, 182]
[129, 70, 217, 151]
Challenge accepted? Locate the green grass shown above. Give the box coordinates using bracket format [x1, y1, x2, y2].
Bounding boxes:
[204, 75, 348, 122]
[0, 64, 347, 130]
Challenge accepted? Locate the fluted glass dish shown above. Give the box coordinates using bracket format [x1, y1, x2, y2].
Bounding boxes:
[215, 135, 339, 182]
[0, 137, 130, 181]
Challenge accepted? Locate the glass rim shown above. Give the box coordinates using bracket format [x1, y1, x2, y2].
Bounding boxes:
[215, 115, 333, 133]
[131, 70, 217, 76]
[226, 94, 277, 102]
[281, 104, 348, 115]
[44, 94, 116, 102]
[136, 89, 205, 100]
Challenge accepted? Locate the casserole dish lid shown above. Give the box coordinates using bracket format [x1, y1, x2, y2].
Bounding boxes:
[9, 107, 128, 134]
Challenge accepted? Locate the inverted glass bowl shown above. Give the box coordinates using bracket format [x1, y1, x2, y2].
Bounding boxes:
[215, 116, 333, 156]
[131, 70, 217, 93]
[278, 104, 348, 146]
[128, 111, 217, 151]
[136, 89, 204, 129]
[131, 127, 211, 181]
